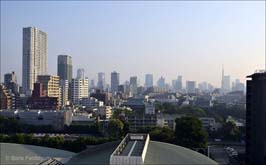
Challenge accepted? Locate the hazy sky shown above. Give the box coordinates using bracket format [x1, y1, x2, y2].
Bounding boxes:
[1, 1, 265, 87]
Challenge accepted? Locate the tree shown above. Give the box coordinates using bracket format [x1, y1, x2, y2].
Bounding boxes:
[107, 119, 124, 139]
[149, 127, 175, 144]
[221, 121, 241, 141]
[175, 116, 208, 148]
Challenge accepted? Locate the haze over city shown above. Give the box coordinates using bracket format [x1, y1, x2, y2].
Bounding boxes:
[1, 1, 265, 86]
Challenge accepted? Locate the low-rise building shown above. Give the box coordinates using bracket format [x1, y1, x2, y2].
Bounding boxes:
[0, 110, 72, 130]
[97, 106, 112, 119]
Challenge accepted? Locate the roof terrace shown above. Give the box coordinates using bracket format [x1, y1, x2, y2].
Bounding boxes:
[110, 134, 150, 165]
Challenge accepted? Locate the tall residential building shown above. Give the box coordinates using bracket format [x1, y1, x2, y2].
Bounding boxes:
[77, 68, 85, 79]
[37, 75, 60, 100]
[70, 78, 89, 105]
[111, 71, 120, 93]
[145, 74, 153, 88]
[186, 81, 196, 94]
[97, 72, 105, 91]
[22, 27, 47, 95]
[157, 76, 165, 88]
[60, 80, 69, 107]
[246, 71, 266, 165]
[57, 55, 73, 82]
[130, 76, 138, 96]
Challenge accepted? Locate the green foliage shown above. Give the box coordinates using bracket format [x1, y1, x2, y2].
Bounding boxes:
[107, 119, 124, 139]
[175, 116, 208, 148]
[0, 116, 101, 135]
[220, 121, 241, 141]
[149, 127, 175, 144]
[0, 133, 112, 153]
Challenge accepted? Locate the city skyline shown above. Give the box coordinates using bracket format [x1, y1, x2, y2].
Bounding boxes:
[1, 1, 265, 86]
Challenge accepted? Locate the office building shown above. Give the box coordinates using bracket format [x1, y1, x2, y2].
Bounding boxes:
[186, 81, 196, 94]
[22, 27, 47, 95]
[130, 76, 138, 96]
[111, 71, 120, 93]
[77, 68, 85, 79]
[70, 78, 89, 105]
[145, 74, 153, 88]
[157, 76, 165, 88]
[4, 71, 19, 94]
[0, 110, 72, 130]
[97, 72, 105, 91]
[176, 75, 182, 91]
[57, 55, 73, 82]
[246, 71, 266, 165]
[221, 66, 231, 93]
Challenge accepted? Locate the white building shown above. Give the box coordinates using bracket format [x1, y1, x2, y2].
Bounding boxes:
[0, 110, 72, 130]
[70, 78, 89, 105]
[60, 80, 69, 107]
[22, 27, 47, 95]
[80, 97, 104, 109]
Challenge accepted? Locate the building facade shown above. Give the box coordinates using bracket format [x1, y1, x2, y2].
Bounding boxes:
[111, 71, 120, 93]
[57, 55, 73, 82]
[145, 74, 153, 88]
[246, 71, 266, 165]
[186, 81, 196, 94]
[22, 27, 47, 95]
[70, 78, 89, 105]
[97, 72, 105, 91]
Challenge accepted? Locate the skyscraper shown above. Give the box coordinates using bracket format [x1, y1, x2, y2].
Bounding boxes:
[77, 68, 85, 79]
[246, 71, 266, 165]
[221, 65, 231, 93]
[145, 74, 153, 88]
[130, 76, 138, 96]
[186, 81, 196, 94]
[97, 72, 105, 91]
[157, 76, 165, 88]
[111, 71, 120, 93]
[176, 75, 183, 91]
[57, 55, 73, 82]
[22, 27, 47, 95]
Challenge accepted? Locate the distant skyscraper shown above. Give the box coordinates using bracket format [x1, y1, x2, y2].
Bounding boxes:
[186, 81, 196, 93]
[90, 79, 95, 88]
[97, 72, 105, 91]
[157, 76, 165, 88]
[221, 65, 231, 93]
[22, 27, 47, 95]
[77, 68, 85, 79]
[246, 71, 266, 165]
[111, 71, 120, 93]
[145, 74, 153, 88]
[130, 76, 138, 96]
[176, 75, 182, 91]
[57, 55, 73, 82]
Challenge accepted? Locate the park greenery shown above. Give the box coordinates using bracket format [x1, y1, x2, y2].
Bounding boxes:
[0, 133, 112, 152]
